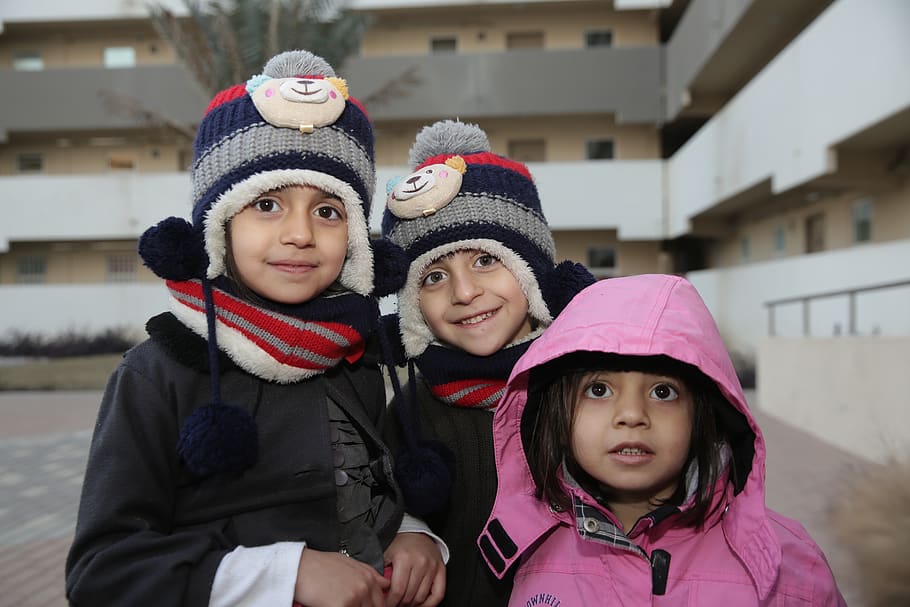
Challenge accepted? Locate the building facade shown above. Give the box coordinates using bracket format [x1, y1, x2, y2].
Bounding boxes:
[1, 0, 908, 360]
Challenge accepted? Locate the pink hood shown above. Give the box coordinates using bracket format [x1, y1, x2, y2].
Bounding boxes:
[479, 274, 783, 598]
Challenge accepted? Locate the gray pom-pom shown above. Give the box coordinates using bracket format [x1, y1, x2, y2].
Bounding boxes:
[262, 50, 335, 79]
[408, 120, 491, 168]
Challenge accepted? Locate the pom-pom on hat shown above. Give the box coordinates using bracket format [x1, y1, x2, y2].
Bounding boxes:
[137, 49, 377, 478]
[378, 120, 593, 358]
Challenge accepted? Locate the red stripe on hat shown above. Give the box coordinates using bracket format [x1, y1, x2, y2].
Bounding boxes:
[417, 151, 533, 180]
[204, 84, 248, 116]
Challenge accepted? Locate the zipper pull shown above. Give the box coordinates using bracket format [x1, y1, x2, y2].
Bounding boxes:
[650, 549, 671, 595]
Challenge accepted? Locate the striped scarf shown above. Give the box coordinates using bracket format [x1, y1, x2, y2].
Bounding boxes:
[167, 279, 370, 383]
[416, 340, 532, 409]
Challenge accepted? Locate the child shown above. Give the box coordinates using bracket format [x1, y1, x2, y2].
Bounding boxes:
[65, 50, 445, 607]
[478, 274, 846, 606]
[375, 120, 593, 607]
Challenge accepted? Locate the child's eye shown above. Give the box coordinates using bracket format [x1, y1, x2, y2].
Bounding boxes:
[650, 383, 679, 401]
[474, 254, 498, 268]
[315, 204, 344, 220]
[583, 381, 612, 399]
[251, 197, 280, 213]
[421, 270, 447, 287]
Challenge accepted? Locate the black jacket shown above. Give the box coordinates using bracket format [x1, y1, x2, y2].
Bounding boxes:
[387, 378, 512, 607]
[66, 313, 403, 606]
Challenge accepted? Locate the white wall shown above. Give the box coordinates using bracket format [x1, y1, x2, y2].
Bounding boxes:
[339, 160, 664, 237]
[757, 337, 910, 464]
[667, 0, 910, 237]
[0, 173, 191, 251]
[0, 283, 169, 338]
[688, 238, 910, 360]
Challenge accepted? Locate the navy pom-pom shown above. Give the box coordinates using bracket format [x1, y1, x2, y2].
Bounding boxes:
[395, 440, 455, 516]
[139, 217, 208, 280]
[371, 238, 409, 297]
[542, 261, 596, 317]
[177, 403, 258, 478]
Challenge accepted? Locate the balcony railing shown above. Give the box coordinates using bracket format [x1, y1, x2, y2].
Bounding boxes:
[765, 279, 910, 337]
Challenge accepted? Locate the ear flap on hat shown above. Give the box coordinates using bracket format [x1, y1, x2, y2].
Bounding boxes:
[370, 238, 410, 297]
[541, 261, 596, 318]
[139, 217, 209, 281]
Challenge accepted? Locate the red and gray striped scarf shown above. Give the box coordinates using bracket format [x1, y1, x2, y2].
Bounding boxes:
[416, 340, 533, 410]
[167, 279, 370, 383]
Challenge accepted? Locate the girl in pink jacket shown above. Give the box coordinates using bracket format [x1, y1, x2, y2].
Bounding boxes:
[478, 274, 845, 606]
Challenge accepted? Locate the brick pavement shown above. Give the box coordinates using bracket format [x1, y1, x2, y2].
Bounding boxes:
[0, 389, 866, 606]
[0, 392, 98, 607]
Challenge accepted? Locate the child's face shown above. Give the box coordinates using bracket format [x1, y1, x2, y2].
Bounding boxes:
[570, 370, 694, 514]
[417, 249, 532, 356]
[228, 185, 348, 304]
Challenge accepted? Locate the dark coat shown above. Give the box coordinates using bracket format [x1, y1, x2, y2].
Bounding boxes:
[65, 313, 403, 606]
[387, 378, 512, 607]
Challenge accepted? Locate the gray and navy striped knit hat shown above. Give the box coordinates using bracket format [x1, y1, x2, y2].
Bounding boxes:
[377, 120, 593, 358]
[140, 49, 375, 295]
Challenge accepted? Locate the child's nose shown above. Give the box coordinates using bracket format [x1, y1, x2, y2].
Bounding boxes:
[613, 396, 649, 427]
[280, 213, 315, 247]
[450, 269, 483, 303]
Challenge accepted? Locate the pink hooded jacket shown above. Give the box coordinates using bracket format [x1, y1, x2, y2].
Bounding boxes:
[478, 275, 845, 606]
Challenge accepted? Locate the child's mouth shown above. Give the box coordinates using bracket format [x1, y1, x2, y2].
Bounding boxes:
[458, 310, 496, 326]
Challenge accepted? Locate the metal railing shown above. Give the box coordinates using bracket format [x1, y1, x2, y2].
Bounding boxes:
[764, 279, 910, 337]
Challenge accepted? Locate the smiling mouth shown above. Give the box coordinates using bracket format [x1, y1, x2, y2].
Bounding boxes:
[291, 87, 319, 96]
[613, 447, 650, 455]
[403, 182, 427, 194]
[457, 310, 496, 326]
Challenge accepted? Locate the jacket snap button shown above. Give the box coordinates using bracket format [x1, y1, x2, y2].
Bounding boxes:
[583, 518, 599, 533]
[549, 501, 564, 513]
[334, 469, 349, 486]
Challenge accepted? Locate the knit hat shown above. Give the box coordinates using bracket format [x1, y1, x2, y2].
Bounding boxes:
[138, 49, 377, 478]
[376, 120, 593, 359]
[140, 49, 375, 294]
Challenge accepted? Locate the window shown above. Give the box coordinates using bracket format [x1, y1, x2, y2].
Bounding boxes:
[430, 36, 457, 53]
[507, 139, 546, 162]
[773, 225, 785, 256]
[104, 46, 137, 68]
[16, 153, 44, 173]
[587, 247, 616, 278]
[506, 31, 544, 50]
[106, 254, 137, 283]
[16, 256, 47, 284]
[586, 139, 615, 160]
[108, 153, 136, 171]
[585, 30, 613, 48]
[852, 197, 873, 243]
[13, 51, 43, 71]
[805, 213, 825, 253]
[740, 236, 750, 262]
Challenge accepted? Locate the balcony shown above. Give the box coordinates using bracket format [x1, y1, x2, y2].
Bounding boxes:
[0, 65, 209, 138]
[344, 46, 663, 124]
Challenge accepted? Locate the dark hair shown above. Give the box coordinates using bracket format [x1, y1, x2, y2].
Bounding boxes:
[525, 352, 730, 528]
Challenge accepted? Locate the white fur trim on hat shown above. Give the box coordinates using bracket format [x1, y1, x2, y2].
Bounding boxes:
[398, 238, 552, 358]
[203, 169, 373, 296]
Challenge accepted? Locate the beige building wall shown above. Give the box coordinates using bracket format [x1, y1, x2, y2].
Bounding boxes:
[360, 2, 656, 57]
[0, 241, 156, 285]
[0, 134, 190, 175]
[0, 22, 175, 69]
[709, 180, 910, 267]
[553, 230, 663, 276]
[374, 115, 658, 165]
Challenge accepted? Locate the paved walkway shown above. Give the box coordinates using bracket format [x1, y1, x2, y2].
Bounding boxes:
[0, 390, 866, 606]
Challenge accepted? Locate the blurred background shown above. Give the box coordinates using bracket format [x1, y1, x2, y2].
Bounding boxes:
[0, 0, 907, 605]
